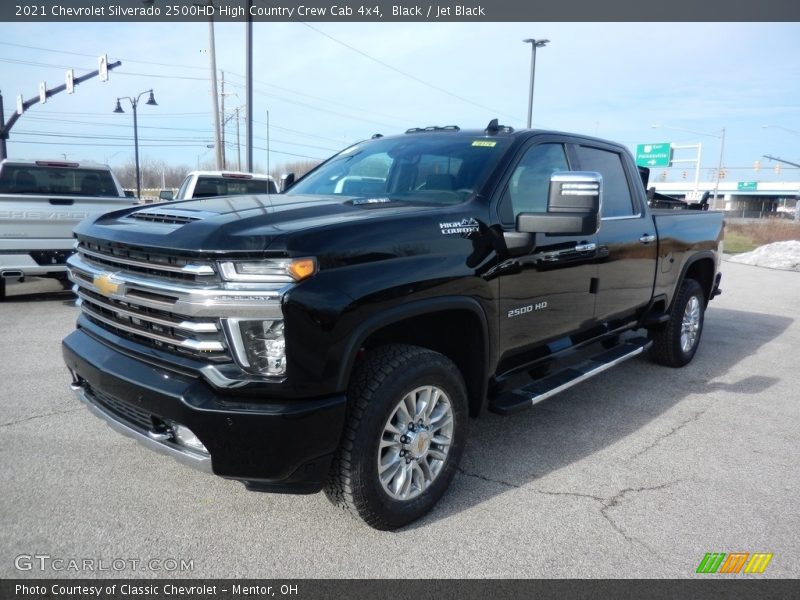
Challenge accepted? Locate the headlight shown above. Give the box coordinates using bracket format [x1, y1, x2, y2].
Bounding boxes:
[219, 258, 316, 283]
[225, 318, 286, 377]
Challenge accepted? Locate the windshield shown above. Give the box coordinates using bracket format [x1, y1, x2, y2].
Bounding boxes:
[286, 134, 511, 205]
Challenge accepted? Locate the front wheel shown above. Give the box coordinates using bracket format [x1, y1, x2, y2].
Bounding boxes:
[324, 344, 468, 530]
[649, 278, 706, 367]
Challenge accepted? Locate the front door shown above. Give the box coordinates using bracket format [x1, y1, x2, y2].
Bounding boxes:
[495, 140, 598, 361]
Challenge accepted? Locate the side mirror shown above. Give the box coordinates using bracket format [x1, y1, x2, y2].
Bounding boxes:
[516, 171, 601, 236]
[280, 172, 296, 193]
[158, 189, 174, 201]
[124, 190, 135, 198]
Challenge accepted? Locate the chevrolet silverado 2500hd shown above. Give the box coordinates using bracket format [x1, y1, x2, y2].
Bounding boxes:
[0, 159, 133, 299]
[62, 123, 723, 529]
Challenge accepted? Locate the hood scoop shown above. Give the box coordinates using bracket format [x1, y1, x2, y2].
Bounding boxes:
[126, 207, 217, 225]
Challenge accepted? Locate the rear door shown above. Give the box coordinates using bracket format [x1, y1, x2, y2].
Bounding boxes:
[495, 138, 599, 358]
[573, 144, 658, 322]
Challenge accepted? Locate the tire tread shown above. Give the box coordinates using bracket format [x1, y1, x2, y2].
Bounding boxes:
[324, 344, 459, 529]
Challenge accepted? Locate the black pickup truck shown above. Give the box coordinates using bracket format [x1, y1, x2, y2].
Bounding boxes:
[62, 122, 723, 530]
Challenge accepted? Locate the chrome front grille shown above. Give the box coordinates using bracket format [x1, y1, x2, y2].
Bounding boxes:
[70, 240, 230, 362]
[76, 287, 227, 359]
[77, 240, 217, 283]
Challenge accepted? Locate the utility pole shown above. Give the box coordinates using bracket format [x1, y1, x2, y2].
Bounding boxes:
[266, 110, 270, 180]
[236, 107, 241, 171]
[207, 5, 223, 170]
[0, 58, 122, 160]
[246, 0, 254, 172]
[220, 71, 226, 169]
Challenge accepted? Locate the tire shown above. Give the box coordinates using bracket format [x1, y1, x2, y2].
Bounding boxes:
[650, 278, 706, 367]
[324, 344, 468, 530]
[0, 277, 5, 301]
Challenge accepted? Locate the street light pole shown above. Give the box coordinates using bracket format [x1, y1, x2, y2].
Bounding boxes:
[197, 144, 215, 170]
[713, 128, 725, 208]
[246, 0, 254, 172]
[523, 38, 549, 129]
[114, 89, 158, 201]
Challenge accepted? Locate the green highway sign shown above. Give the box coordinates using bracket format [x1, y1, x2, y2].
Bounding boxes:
[737, 181, 758, 191]
[635, 143, 672, 167]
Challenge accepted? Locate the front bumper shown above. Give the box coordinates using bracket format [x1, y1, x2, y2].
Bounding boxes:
[63, 329, 347, 494]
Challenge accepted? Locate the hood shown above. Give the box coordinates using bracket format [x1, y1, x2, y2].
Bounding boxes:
[73, 194, 436, 256]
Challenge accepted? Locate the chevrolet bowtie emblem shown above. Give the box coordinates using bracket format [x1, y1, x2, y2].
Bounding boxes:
[93, 272, 121, 296]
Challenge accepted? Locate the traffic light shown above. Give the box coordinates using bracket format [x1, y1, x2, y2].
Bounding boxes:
[99, 54, 108, 82]
[754, 160, 760, 171]
[682, 170, 687, 179]
[775, 164, 782, 174]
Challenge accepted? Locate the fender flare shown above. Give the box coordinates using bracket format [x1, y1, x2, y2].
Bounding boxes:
[334, 296, 493, 394]
[673, 250, 718, 307]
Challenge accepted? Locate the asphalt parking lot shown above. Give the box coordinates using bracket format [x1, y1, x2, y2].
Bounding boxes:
[1, 260, 798, 579]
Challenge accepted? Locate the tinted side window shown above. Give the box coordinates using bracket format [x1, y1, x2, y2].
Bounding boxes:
[574, 146, 635, 218]
[500, 143, 569, 222]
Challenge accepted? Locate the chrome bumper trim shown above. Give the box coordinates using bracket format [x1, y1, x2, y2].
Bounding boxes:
[72, 383, 213, 474]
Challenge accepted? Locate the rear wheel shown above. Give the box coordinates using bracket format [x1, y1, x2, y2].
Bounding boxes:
[0, 277, 5, 301]
[650, 278, 706, 367]
[325, 344, 467, 530]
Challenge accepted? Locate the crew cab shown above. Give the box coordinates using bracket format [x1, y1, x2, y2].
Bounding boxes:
[62, 123, 723, 529]
[0, 159, 134, 299]
[169, 170, 278, 201]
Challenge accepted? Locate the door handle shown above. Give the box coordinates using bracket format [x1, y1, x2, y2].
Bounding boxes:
[639, 234, 656, 244]
[575, 242, 597, 252]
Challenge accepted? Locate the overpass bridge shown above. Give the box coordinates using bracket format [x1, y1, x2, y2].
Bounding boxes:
[650, 181, 800, 218]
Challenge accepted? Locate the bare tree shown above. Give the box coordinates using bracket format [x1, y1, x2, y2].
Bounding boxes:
[269, 159, 321, 182]
[113, 159, 193, 190]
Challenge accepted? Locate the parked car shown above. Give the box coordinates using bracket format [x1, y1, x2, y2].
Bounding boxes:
[169, 170, 278, 201]
[63, 122, 723, 529]
[0, 159, 134, 299]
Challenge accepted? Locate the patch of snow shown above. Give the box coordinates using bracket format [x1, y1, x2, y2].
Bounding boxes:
[728, 240, 800, 271]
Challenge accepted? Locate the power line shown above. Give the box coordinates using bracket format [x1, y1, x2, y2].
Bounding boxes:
[0, 57, 90, 71]
[10, 140, 212, 148]
[0, 40, 209, 71]
[11, 138, 328, 160]
[1, 41, 409, 126]
[224, 79, 398, 128]
[291, 19, 522, 121]
[223, 71, 413, 125]
[20, 118, 341, 151]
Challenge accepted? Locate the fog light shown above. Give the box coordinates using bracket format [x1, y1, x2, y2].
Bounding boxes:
[172, 424, 209, 454]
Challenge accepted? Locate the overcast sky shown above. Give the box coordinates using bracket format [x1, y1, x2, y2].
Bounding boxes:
[1, 21, 799, 183]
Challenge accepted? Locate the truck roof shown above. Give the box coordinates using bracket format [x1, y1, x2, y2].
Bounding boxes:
[188, 170, 275, 181]
[380, 121, 627, 150]
[0, 158, 113, 169]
